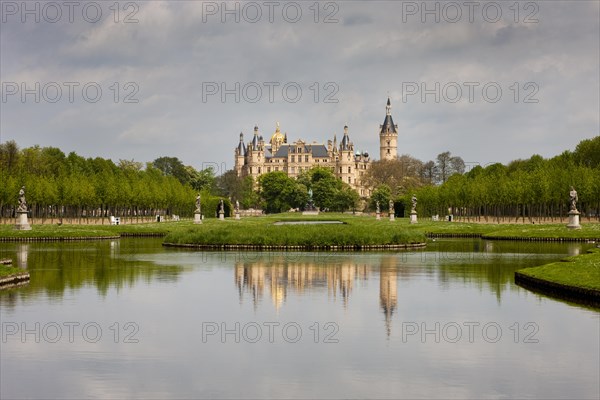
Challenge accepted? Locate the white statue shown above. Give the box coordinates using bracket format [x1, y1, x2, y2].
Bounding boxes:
[195, 193, 201, 213]
[17, 186, 27, 212]
[569, 186, 578, 211]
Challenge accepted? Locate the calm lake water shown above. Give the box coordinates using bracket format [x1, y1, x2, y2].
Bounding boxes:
[1, 239, 598, 399]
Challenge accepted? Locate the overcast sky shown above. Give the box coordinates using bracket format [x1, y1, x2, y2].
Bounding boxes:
[1, 0, 598, 174]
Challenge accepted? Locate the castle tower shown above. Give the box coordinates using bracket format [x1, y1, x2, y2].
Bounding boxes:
[379, 97, 398, 160]
[338, 125, 355, 186]
[247, 125, 263, 182]
[235, 132, 246, 176]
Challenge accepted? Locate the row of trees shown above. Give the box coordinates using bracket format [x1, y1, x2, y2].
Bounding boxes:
[402, 137, 600, 221]
[0, 143, 198, 221]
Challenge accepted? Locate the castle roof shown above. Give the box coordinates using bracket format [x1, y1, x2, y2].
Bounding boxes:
[380, 97, 397, 134]
[268, 144, 329, 159]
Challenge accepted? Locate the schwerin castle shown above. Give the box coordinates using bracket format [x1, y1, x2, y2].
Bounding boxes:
[234, 98, 399, 197]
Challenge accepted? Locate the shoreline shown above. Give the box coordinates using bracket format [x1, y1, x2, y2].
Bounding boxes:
[162, 242, 427, 251]
[515, 271, 600, 307]
[514, 249, 600, 307]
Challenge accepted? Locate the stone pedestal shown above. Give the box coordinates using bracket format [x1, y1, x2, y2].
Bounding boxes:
[302, 210, 319, 215]
[219, 212, 225, 221]
[194, 213, 202, 224]
[376, 212, 381, 220]
[566, 210, 581, 230]
[14, 211, 31, 231]
[389, 214, 395, 222]
[410, 211, 418, 224]
[235, 212, 240, 220]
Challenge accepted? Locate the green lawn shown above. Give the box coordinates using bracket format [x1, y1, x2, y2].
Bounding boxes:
[415, 220, 600, 239]
[1, 214, 599, 242]
[164, 214, 425, 246]
[516, 248, 600, 291]
[0, 264, 27, 279]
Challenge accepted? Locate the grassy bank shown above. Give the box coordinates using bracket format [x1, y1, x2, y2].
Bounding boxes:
[414, 220, 600, 240]
[0, 264, 26, 279]
[516, 248, 600, 292]
[0, 214, 599, 242]
[0, 221, 181, 239]
[164, 215, 426, 247]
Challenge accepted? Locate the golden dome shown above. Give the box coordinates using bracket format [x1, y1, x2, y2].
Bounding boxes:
[270, 122, 285, 146]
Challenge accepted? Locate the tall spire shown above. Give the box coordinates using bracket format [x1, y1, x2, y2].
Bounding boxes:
[380, 98, 397, 134]
[252, 125, 259, 149]
[237, 132, 246, 155]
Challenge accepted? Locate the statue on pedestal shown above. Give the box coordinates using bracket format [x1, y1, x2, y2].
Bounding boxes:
[388, 199, 394, 214]
[569, 186, 578, 211]
[15, 186, 32, 230]
[195, 193, 201, 213]
[17, 186, 27, 212]
[376, 201, 380, 214]
[411, 194, 418, 213]
[235, 200, 240, 213]
[219, 199, 224, 213]
[566, 186, 581, 229]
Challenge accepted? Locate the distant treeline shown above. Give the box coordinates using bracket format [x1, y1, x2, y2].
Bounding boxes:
[0, 142, 199, 221]
[406, 137, 600, 221]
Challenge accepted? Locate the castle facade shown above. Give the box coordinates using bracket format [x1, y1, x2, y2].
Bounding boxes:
[234, 98, 399, 197]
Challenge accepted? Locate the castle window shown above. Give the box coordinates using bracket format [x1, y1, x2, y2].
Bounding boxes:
[275, 167, 279, 171]
[291, 155, 295, 162]
[348, 177, 351, 183]
[298, 148, 302, 153]
[291, 167, 295, 173]
[348, 166, 351, 173]
[267, 167, 271, 172]
[387, 140, 390, 146]
[258, 167, 261, 173]
[305, 155, 309, 162]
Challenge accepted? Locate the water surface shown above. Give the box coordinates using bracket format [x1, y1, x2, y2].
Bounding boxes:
[1, 239, 598, 399]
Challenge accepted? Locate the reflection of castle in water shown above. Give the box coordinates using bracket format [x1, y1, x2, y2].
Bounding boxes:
[235, 256, 404, 336]
[380, 266, 397, 337]
[235, 259, 368, 310]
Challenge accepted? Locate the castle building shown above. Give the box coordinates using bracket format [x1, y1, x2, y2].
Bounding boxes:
[234, 98, 399, 197]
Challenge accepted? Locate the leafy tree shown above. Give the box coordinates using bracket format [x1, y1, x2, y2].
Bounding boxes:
[152, 156, 189, 185]
[363, 156, 424, 195]
[370, 184, 392, 210]
[259, 172, 305, 213]
[573, 136, 600, 168]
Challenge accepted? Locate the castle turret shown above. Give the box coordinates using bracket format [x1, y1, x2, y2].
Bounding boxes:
[338, 125, 354, 186]
[379, 97, 398, 160]
[235, 132, 246, 175]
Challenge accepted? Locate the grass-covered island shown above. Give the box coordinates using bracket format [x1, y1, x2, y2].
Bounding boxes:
[515, 248, 600, 305]
[0, 262, 30, 288]
[163, 215, 426, 250]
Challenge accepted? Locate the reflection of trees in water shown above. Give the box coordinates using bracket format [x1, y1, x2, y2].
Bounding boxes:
[423, 239, 590, 303]
[0, 239, 183, 308]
